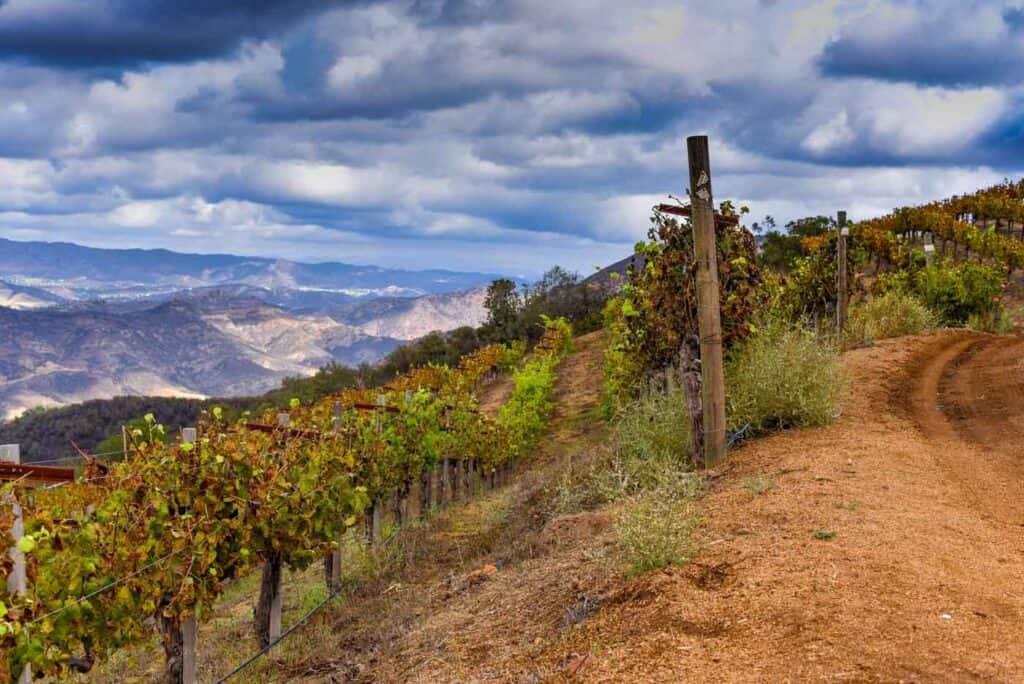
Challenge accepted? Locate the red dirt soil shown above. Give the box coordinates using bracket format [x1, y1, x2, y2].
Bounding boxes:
[295, 330, 1023, 683]
[549, 330, 1024, 683]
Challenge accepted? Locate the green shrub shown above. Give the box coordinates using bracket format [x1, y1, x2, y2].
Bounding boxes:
[498, 341, 527, 370]
[741, 474, 776, 495]
[614, 492, 700, 576]
[916, 261, 1002, 325]
[540, 314, 574, 355]
[497, 354, 557, 451]
[726, 321, 842, 435]
[846, 291, 939, 346]
[881, 260, 1005, 326]
[601, 297, 646, 417]
[496, 316, 572, 457]
[613, 382, 692, 466]
[549, 429, 702, 518]
[967, 307, 1014, 333]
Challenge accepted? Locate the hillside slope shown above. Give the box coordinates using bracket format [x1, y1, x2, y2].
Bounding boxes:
[301, 330, 1022, 682]
[537, 330, 1024, 682]
[0, 300, 400, 420]
[74, 329, 1024, 682]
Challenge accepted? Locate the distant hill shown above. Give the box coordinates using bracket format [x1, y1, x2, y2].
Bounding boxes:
[0, 236, 496, 419]
[0, 298, 386, 420]
[0, 280, 68, 309]
[582, 254, 646, 290]
[330, 288, 488, 339]
[0, 285, 489, 421]
[0, 236, 501, 304]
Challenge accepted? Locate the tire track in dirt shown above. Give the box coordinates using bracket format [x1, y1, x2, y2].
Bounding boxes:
[904, 332, 1024, 527]
[539, 331, 1024, 683]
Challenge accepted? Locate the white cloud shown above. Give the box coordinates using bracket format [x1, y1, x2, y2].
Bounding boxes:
[327, 55, 382, 90]
[0, 0, 1022, 277]
[803, 110, 855, 155]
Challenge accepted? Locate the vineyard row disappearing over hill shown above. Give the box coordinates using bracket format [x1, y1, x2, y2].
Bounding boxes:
[0, 317, 574, 681]
[850, 180, 1024, 272]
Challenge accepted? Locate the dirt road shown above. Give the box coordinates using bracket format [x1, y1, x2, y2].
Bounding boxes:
[550, 330, 1024, 682]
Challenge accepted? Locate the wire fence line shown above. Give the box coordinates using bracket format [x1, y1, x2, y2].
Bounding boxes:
[28, 549, 183, 626]
[19, 449, 128, 467]
[216, 589, 342, 683]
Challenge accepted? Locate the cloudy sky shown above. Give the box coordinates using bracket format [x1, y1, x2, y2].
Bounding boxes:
[0, 0, 1021, 276]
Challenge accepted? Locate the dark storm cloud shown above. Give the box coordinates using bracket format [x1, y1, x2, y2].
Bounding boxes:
[407, 0, 516, 25]
[0, 0, 359, 67]
[819, 35, 1024, 87]
[818, 4, 1024, 87]
[0, 0, 1021, 275]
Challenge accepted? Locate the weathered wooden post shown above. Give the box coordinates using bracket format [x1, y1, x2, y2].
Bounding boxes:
[442, 458, 452, 503]
[679, 335, 704, 462]
[836, 210, 849, 335]
[424, 466, 436, 514]
[687, 135, 726, 468]
[327, 402, 345, 594]
[1, 444, 31, 684]
[255, 418, 286, 647]
[371, 498, 383, 544]
[180, 428, 197, 684]
[451, 458, 462, 501]
[155, 429, 198, 684]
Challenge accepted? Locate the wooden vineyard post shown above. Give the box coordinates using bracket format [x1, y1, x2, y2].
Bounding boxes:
[157, 429, 198, 684]
[406, 476, 420, 521]
[427, 465, 439, 512]
[679, 336, 704, 463]
[327, 402, 345, 594]
[687, 135, 726, 468]
[255, 417, 287, 648]
[1, 444, 32, 684]
[371, 498, 383, 544]
[419, 468, 431, 518]
[836, 210, 849, 335]
[255, 552, 283, 648]
[453, 459, 464, 501]
[180, 428, 198, 684]
[442, 458, 453, 504]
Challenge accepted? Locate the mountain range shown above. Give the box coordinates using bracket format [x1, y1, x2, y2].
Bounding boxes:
[0, 237, 497, 419]
[0, 236, 498, 304]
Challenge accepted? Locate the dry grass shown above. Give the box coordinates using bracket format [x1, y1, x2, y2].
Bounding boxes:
[727, 322, 844, 435]
[846, 291, 940, 346]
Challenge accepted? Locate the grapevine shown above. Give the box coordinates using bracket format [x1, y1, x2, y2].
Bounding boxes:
[0, 321, 570, 678]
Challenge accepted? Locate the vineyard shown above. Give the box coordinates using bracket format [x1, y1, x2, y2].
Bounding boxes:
[0, 318, 573, 682]
[4, 173, 1024, 683]
[849, 179, 1024, 272]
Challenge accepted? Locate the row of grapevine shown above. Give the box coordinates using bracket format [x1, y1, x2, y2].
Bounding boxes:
[850, 180, 1024, 271]
[0, 319, 572, 681]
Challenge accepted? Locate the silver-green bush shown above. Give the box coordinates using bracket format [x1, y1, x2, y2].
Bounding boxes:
[613, 382, 692, 467]
[726, 322, 842, 435]
[614, 493, 700, 576]
[846, 291, 939, 346]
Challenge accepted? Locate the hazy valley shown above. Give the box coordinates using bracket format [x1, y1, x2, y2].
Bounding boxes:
[0, 237, 493, 419]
